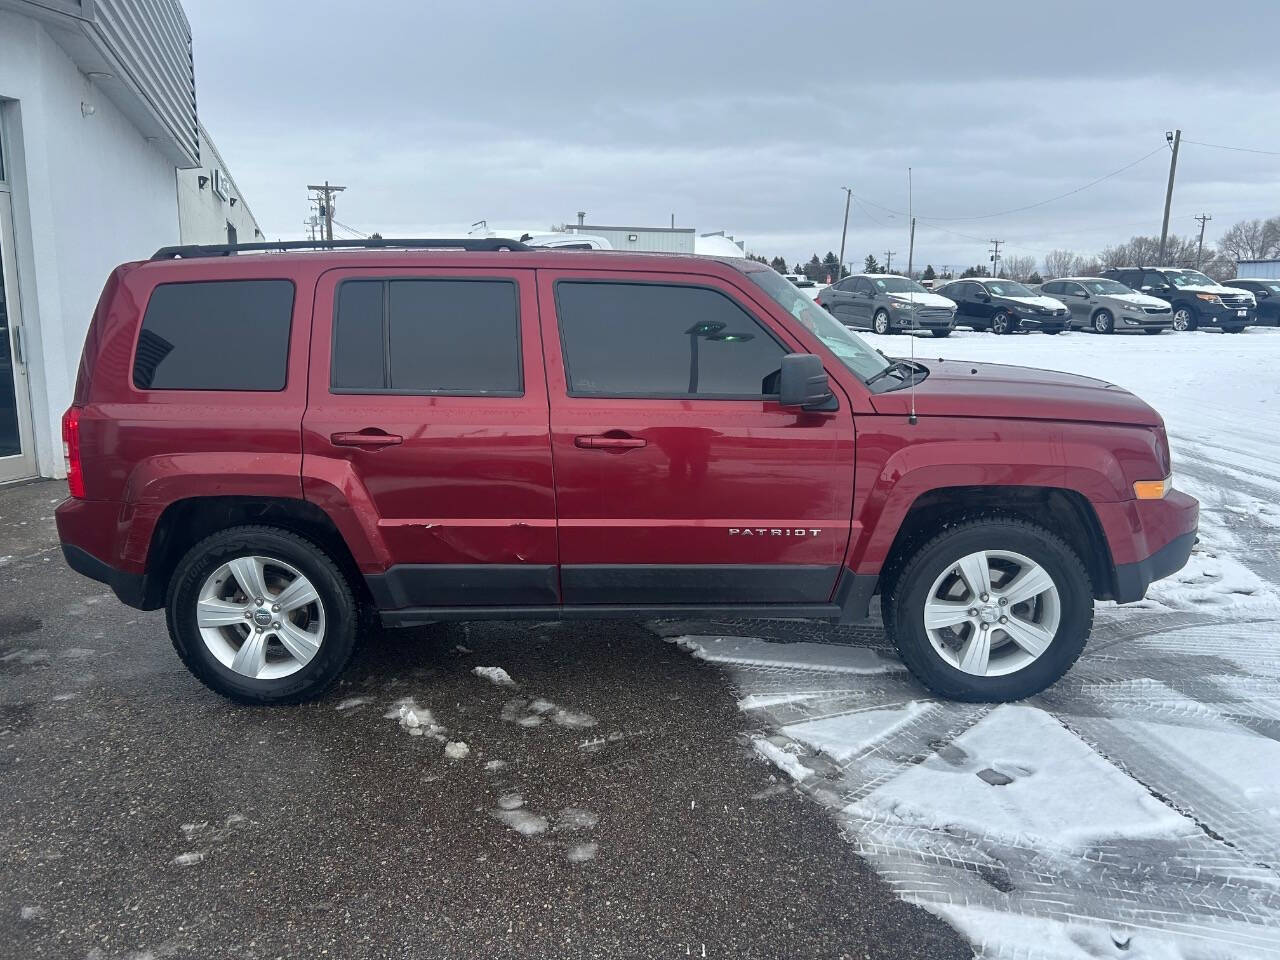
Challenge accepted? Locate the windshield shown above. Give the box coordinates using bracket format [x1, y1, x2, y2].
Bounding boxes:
[1167, 270, 1215, 288]
[984, 280, 1033, 297]
[745, 268, 892, 382]
[873, 277, 927, 295]
[1083, 279, 1131, 295]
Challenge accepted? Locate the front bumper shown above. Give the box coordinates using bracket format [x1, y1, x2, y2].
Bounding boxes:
[1196, 303, 1254, 327]
[1119, 311, 1173, 329]
[1102, 489, 1199, 603]
[1015, 313, 1070, 332]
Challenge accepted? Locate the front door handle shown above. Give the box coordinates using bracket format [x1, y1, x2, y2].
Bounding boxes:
[331, 430, 403, 449]
[575, 435, 647, 450]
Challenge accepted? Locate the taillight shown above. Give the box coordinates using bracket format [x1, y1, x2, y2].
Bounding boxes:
[62, 407, 84, 499]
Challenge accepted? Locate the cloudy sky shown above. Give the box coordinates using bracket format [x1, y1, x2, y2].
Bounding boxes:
[186, 0, 1280, 273]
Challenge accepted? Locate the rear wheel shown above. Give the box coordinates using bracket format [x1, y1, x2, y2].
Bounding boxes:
[166, 525, 359, 704]
[1092, 309, 1114, 334]
[873, 309, 893, 335]
[1171, 305, 1197, 332]
[929, 328, 952, 338]
[884, 516, 1093, 702]
[991, 311, 1014, 335]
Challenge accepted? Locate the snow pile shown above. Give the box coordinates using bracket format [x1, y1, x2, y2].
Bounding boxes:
[472, 666, 517, 688]
[443, 741, 470, 760]
[385, 697, 447, 740]
[783, 702, 927, 763]
[334, 696, 371, 711]
[669, 635, 903, 674]
[500, 696, 596, 729]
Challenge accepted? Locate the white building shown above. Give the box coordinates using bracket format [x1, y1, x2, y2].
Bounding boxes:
[1237, 259, 1280, 281]
[0, 0, 260, 483]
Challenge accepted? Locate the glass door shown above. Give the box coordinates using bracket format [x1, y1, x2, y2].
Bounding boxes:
[0, 184, 37, 483]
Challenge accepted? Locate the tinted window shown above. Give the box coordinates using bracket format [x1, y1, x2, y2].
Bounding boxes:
[133, 280, 294, 391]
[332, 279, 521, 394]
[1041, 281, 1060, 294]
[556, 281, 786, 398]
[854, 278, 873, 295]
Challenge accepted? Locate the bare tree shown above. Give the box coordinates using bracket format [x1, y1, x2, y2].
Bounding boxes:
[1072, 256, 1103, 276]
[1002, 254, 1036, 281]
[1042, 249, 1077, 279]
[1217, 217, 1280, 262]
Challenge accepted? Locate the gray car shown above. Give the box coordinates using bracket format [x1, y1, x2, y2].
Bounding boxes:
[816, 274, 957, 337]
[1040, 277, 1173, 334]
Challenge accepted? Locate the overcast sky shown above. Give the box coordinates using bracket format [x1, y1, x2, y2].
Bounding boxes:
[185, 0, 1280, 272]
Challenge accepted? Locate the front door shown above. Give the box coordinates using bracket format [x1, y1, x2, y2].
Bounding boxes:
[538, 269, 856, 608]
[302, 267, 558, 609]
[0, 185, 36, 483]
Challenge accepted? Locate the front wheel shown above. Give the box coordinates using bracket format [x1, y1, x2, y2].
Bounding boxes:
[884, 516, 1093, 702]
[1092, 310, 1114, 334]
[1171, 305, 1197, 332]
[929, 328, 952, 338]
[166, 525, 360, 704]
[991, 311, 1014, 335]
[873, 310, 893, 335]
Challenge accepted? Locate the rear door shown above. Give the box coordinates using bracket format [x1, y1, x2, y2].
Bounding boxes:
[850, 277, 875, 327]
[538, 269, 856, 608]
[1058, 281, 1090, 326]
[302, 268, 557, 609]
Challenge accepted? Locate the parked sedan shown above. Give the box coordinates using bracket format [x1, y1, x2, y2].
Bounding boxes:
[1223, 278, 1280, 326]
[936, 278, 1071, 334]
[1040, 277, 1172, 334]
[816, 274, 957, 336]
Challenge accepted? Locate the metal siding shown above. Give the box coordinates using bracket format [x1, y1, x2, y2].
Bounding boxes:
[580, 227, 695, 254]
[89, 0, 196, 165]
[1237, 260, 1280, 280]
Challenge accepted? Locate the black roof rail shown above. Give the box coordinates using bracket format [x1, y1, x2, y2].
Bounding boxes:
[150, 237, 532, 260]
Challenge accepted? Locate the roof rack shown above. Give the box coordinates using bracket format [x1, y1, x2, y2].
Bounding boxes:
[150, 237, 532, 260]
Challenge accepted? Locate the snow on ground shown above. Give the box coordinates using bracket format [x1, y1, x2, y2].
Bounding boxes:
[659, 327, 1280, 958]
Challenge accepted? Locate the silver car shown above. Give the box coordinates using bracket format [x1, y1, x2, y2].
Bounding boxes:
[1039, 277, 1173, 334]
[817, 274, 958, 337]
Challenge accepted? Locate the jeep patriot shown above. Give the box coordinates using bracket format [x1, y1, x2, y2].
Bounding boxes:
[55, 238, 1199, 704]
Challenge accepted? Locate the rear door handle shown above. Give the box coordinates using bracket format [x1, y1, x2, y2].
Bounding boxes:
[575, 435, 647, 450]
[331, 430, 403, 448]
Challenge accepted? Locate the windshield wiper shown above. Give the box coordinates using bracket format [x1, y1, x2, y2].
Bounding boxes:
[866, 359, 922, 387]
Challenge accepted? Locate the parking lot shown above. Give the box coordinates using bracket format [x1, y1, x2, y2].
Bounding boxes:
[3, 327, 1278, 959]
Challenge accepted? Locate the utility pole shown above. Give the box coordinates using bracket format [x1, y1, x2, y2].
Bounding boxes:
[838, 188, 852, 283]
[884, 250, 896, 272]
[1158, 129, 1181, 263]
[907, 217, 917, 278]
[307, 181, 346, 241]
[1194, 213, 1212, 268]
[988, 239, 1003, 277]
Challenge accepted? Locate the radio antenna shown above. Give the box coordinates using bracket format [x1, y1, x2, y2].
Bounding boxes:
[907, 166, 918, 425]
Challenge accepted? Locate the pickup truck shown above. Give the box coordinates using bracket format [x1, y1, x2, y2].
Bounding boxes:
[56, 239, 1198, 705]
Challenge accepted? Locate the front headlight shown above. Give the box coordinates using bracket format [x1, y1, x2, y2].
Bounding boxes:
[890, 300, 916, 310]
[1195, 293, 1221, 304]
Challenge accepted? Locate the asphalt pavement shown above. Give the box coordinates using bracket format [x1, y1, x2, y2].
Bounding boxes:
[0, 479, 970, 960]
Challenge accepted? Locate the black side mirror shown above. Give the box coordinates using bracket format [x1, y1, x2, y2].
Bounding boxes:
[778, 354, 836, 410]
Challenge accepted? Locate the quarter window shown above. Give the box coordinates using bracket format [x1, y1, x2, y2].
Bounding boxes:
[555, 281, 786, 398]
[331, 278, 521, 394]
[133, 279, 294, 391]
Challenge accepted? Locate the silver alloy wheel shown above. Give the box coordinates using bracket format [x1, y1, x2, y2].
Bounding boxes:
[196, 555, 325, 680]
[992, 312, 1010, 334]
[874, 310, 891, 334]
[922, 549, 1061, 677]
[1093, 310, 1112, 333]
[1172, 307, 1192, 331]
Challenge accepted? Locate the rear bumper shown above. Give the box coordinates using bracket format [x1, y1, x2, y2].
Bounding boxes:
[61, 542, 150, 608]
[56, 497, 159, 610]
[1105, 489, 1200, 603]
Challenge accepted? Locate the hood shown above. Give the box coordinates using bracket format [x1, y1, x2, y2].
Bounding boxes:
[1006, 295, 1067, 310]
[869, 360, 1162, 427]
[887, 291, 955, 309]
[1179, 283, 1248, 296]
[1109, 292, 1169, 308]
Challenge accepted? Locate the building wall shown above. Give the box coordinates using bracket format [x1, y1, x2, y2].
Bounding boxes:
[176, 124, 263, 245]
[571, 224, 696, 254]
[1237, 260, 1280, 280]
[0, 7, 179, 476]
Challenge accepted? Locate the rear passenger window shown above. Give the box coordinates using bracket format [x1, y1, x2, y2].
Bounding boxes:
[133, 280, 294, 390]
[555, 281, 786, 398]
[331, 279, 521, 394]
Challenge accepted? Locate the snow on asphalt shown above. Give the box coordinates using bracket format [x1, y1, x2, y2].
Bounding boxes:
[659, 327, 1280, 959]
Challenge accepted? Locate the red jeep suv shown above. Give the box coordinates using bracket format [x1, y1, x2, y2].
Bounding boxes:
[55, 239, 1198, 704]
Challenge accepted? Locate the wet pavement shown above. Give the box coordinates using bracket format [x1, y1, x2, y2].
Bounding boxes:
[0, 479, 970, 960]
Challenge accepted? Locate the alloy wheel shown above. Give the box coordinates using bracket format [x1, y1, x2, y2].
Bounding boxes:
[992, 312, 1010, 334]
[1172, 308, 1192, 332]
[196, 555, 325, 679]
[874, 311, 891, 334]
[922, 549, 1061, 677]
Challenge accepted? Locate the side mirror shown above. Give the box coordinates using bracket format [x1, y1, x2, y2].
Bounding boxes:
[778, 354, 836, 410]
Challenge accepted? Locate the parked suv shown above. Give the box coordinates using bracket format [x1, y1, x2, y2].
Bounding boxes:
[1222, 278, 1280, 326]
[935, 278, 1071, 334]
[56, 239, 1198, 705]
[816, 274, 957, 336]
[1039, 277, 1173, 334]
[1100, 267, 1254, 332]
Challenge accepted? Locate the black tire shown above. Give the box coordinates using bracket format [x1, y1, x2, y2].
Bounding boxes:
[1142, 328, 1164, 335]
[1092, 309, 1114, 334]
[991, 311, 1014, 335]
[166, 525, 359, 705]
[883, 515, 1093, 702]
[1171, 304, 1198, 332]
[1043, 329, 1062, 335]
[929, 328, 952, 338]
[873, 309, 893, 335]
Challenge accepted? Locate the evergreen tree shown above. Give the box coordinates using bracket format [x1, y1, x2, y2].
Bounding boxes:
[864, 253, 881, 274]
[821, 251, 841, 282]
[804, 254, 822, 281]
[792, 262, 804, 274]
[769, 255, 788, 273]
[922, 264, 936, 281]
[1028, 271, 1044, 285]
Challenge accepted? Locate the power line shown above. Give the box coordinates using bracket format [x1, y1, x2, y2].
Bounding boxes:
[331, 217, 369, 239]
[1182, 138, 1280, 157]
